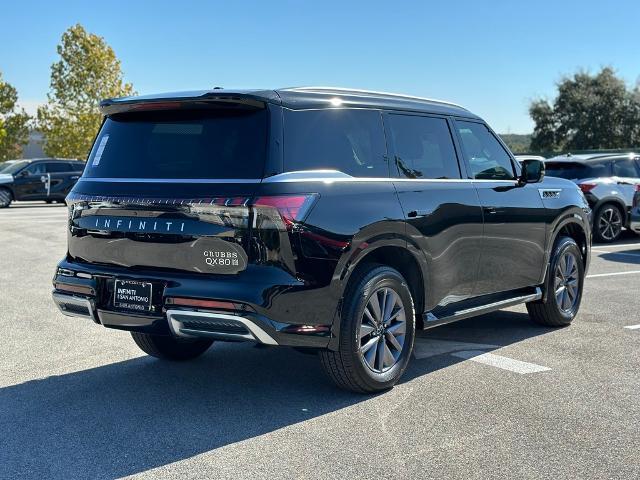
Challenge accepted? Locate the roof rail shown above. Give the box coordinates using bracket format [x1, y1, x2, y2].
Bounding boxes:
[282, 86, 466, 110]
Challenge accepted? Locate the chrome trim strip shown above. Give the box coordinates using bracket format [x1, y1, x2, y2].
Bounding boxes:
[79, 177, 261, 184]
[52, 292, 97, 323]
[78, 175, 518, 185]
[424, 287, 542, 328]
[166, 309, 278, 345]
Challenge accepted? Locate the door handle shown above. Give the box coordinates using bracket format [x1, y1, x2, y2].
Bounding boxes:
[484, 207, 498, 214]
[71, 176, 79, 180]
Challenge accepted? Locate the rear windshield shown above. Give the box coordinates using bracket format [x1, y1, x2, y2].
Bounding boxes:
[0, 160, 28, 175]
[84, 108, 267, 179]
[545, 161, 611, 180]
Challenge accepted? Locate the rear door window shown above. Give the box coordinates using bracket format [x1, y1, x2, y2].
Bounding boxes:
[612, 159, 640, 178]
[387, 114, 461, 179]
[455, 121, 515, 180]
[46, 162, 71, 173]
[283, 109, 387, 177]
[84, 108, 267, 179]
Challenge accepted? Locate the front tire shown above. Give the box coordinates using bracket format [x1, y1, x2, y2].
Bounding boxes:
[594, 203, 623, 243]
[527, 236, 584, 327]
[0, 188, 12, 208]
[319, 265, 415, 393]
[131, 332, 213, 361]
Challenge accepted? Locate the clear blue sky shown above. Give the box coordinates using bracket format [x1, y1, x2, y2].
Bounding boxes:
[1, 0, 639, 133]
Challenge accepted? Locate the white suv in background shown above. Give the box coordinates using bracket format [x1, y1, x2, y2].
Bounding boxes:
[545, 153, 640, 242]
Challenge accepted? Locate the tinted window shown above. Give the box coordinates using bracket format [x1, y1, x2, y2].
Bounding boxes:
[46, 162, 71, 173]
[612, 159, 640, 178]
[68, 162, 85, 172]
[0, 160, 28, 174]
[456, 121, 515, 180]
[545, 161, 610, 180]
[388, 114, 460, 179]
[84, 108, 267, 179]
[25, 163, 46, 176]
[283, 109, 387, 177]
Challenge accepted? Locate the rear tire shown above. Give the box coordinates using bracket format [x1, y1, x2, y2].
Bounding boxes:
[593, 203, 623, 243]
[0, 188, 12, 208]
[319, 264, 415, 393]
[527, 237, 584, 327]
[131, 332, 213, 361]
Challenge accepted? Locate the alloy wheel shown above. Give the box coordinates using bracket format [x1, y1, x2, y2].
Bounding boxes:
[554, 251, 580, 313]
[358, 287, 406, 373]
[598, 207, 622, 241]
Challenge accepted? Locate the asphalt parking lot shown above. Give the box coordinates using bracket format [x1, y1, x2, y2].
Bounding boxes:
[1, 202, 639, 480]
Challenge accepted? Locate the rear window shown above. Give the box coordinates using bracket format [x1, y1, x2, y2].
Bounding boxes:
[545, 161, 611, 180]
[84, 108, 267, 179]
[283, 109, 387, 177]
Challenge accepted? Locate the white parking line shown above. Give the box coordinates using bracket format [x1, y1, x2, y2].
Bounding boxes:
[587, 270, 640, 278]
[592, 243, 640, 250]
[452, 350, 551, 374]
[624, 324, 640, 330]
[413, 338, 498, 359]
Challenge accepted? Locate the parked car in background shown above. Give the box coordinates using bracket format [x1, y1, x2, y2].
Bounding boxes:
[51, 87, 591, 393]
[0, 158, 85, 208]
[631, 185, 640, 235]
[544, 153, 640, 242]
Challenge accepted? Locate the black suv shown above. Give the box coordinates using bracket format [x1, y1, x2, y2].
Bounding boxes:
[0, 158, 85, 207]
[51, 87, 591, 392]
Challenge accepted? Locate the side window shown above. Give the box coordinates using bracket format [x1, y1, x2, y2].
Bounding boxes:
[387, 114, 461, 179]
[612, 159, 640, 178]
[283, 109, 387, 177]
[68, 162, 85, 172]
[46, 162, 71, 173]
[25, 163, 46, 176]
[456, 121, 515, 180]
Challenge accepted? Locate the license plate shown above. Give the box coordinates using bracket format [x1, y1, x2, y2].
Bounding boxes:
[114, 279, 153, 312]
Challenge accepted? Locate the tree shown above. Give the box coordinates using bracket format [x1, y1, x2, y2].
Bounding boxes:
[38, 24, 134, 159]
[529, 67, 640, 152]
[0, 72, 30, 161]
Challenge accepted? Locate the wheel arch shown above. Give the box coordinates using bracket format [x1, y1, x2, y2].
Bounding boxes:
[337, 240, 427, 329]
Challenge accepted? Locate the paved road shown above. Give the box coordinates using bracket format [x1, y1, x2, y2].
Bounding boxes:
[1, 202, 639, 479]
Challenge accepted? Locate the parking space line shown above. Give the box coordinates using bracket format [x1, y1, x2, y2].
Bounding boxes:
[592, 243, 640, 250]
[624, 324, 640, 330]
[413, 338, 498, 359]
[451, 350, 551, 374]
[587, 270, 640, 278]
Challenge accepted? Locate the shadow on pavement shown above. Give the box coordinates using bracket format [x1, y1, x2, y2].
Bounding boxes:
[0, 310, 553, 479]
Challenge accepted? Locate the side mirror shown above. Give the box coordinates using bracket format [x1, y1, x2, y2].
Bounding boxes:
[18, 170, 30, 178]
[519, 159, 545, 185]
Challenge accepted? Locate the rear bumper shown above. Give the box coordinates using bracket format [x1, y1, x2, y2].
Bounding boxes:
[51, 258, 335, 349]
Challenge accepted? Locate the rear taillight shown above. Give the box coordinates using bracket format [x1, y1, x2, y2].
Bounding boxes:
[253, 194, 318, 230]
[633, 184, 640, 207]
[579, 183, 597, 193]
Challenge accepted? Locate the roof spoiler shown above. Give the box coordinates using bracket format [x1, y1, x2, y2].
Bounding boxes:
[99, 91, 279, 116]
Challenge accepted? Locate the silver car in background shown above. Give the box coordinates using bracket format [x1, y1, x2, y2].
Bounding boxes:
[545, 153, 640, 242]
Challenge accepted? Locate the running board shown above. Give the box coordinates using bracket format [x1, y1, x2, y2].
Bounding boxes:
[422, 287, 542, 330]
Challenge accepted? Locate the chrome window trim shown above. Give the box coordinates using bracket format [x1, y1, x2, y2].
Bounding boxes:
[79, 171, 519, 185]
[79, 177, 261, 184]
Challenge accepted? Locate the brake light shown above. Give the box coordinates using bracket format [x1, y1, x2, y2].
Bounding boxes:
[633, 184, 640, 207]
[253, 194, 318, 229]
[579, 183, 597, 193]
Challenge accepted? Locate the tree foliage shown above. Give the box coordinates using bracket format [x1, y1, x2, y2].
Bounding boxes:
[529, 67, 640, 152]
[37, 24, 134, 159]
[0, 72, 30, 161]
